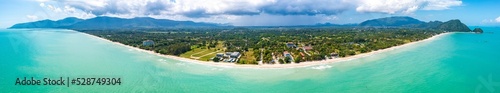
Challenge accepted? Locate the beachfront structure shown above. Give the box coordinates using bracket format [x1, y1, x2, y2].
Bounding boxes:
[216, 53, 224, 58]
[283, 51, 290, 57]
[216, 52, 241, 63]
[230, 52, 240, 58]
[330, 53, 339, 58]
[283, 51, 293, 62]
[142, 40, 155, 46]
[225, 52, 232, 57]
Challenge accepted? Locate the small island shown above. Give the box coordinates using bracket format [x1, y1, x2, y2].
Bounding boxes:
[473, 28, 484, 33]
[9, 16, 477, 67]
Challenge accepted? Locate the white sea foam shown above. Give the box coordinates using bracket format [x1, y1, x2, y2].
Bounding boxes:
[157, 59, 166, 62]
[176, 62, 185, 65]
[211, 68, 223, 71]
[311, 65, 332, 70]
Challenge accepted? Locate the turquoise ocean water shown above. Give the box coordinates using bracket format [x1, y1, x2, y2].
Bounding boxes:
[0, 28, 499, 92]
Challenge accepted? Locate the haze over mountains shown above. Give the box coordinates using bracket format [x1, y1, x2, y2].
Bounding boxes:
[10, 16, 471, 31]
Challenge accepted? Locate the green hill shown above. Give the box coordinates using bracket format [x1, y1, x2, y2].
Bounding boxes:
[473, 28, 484, 33]
[437, 19, 471, 32]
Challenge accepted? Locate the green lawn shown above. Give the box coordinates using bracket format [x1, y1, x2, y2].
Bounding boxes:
[238, 48, 257, 64]
[199, 52, 223, 61]
[180, 48, 204, 58]
[179, 41, 225, 61]
[192, 49, 217, 57]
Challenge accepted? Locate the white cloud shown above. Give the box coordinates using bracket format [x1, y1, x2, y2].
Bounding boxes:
[26, 15, 39, 20]
[325, 16, 339, 21]
[36, 0, 51, 2]
[356, 0, 462, 14]
[31, 0, 463, 25]
[46, 4, 63, 12]
[44, 0, 353, 18]
[496, 16, 500, 22]
[480, 17, 500, 24]
[39, 3, 45, 7]
[422, 0, 462, 10]
[38, 3, 96, 19]
[37, 0, 463, 18]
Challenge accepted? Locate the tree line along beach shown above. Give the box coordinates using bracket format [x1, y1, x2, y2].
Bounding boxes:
[9, 16, 483, 68]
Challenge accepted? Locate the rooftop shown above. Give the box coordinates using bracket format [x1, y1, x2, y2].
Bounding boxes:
[303, 46, 313, 50]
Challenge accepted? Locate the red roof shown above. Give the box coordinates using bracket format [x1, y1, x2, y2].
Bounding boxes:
[303, 46, 313, 50]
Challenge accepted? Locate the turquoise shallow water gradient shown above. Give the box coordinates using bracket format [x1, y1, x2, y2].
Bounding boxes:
[0, 28, 499, 92]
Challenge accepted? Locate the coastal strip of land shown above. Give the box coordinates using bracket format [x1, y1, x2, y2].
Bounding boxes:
[80, 31, 452, 69]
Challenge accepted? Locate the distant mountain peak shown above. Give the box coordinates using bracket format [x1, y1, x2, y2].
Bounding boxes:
[437, 19, 471, 31]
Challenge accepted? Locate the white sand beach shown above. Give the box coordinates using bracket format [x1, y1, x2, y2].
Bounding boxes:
[81, 32, 452, 69]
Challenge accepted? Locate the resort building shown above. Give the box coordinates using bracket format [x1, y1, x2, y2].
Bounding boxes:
[142, 40, 155, 46]
[286, 42, 296, 48]
[216, 53, 224, 58]
[217, 52, 241, 63]
[230, 52, 240, 58]
[225, 52, 233, 57]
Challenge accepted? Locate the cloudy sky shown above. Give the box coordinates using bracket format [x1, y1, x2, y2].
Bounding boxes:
[1, 0, 499, 28]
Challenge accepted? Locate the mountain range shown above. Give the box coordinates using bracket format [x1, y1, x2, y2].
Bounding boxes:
[10, 17, 83, 28]
[10, 16, 471, 31]
[358, 16, 471, 31]
[359, 16, 425, 27]
[10, 16, 223, 30]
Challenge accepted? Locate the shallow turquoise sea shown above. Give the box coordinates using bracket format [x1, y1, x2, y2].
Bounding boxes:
[0, 28, 499, 92]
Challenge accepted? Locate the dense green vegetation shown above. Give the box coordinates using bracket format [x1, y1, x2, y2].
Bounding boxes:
[81, 27, 448, 65]
[437, 20, 471, 31]
[358, 17, 472, 32]
[473, 28, 484, 33]
[10, 16, 473, 65]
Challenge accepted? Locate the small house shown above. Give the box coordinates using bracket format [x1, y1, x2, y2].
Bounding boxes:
[330, 53, 339, 58]
[299, 52, 305, 57]
[283, 51, 293, 62]
[230, 52, 240, 58]
[283, 51, 292, 58]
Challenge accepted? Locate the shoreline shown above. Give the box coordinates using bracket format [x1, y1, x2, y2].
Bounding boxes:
[81, 32, 452, 69]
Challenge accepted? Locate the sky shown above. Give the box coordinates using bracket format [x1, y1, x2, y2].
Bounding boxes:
[1, 0, 500, 28]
